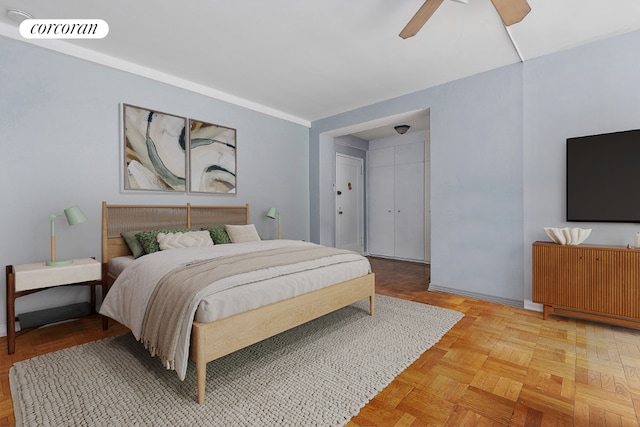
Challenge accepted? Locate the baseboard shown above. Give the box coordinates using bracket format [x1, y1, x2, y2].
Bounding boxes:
[428, 285, 523, 308]
[524, 300, 543, 312]
[367, 254, 429, 264]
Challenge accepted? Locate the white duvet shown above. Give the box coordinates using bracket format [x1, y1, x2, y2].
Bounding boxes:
[100, 239, 371, 380]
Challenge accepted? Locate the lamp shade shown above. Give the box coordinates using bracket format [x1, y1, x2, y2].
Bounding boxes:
[64, 206, 87, 225]
[266, 207, 278, 219]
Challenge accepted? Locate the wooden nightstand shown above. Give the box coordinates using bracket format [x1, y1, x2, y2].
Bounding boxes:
[5, 258, 102, 354]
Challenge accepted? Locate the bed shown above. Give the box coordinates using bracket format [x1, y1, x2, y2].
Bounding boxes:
[99, 202, 375, 404]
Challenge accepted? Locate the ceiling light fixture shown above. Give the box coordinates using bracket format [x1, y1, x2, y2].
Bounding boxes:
[6, 8, 33, 23]
[394, 125, 410, 135]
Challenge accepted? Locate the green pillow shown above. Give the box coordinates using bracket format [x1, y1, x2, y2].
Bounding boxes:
[121, 231, 146, 259]
[136, 228, 192, 254]
[202, 226, 232, 244]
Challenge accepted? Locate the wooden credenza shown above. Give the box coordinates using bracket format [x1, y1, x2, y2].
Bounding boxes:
[532, 241, 640, 328]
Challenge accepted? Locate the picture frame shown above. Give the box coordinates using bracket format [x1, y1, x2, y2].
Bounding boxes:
[189, 118, 237, 194]
[123, 104, 187, 192]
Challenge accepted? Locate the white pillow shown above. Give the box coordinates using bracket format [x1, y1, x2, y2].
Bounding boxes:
[225, 224, 261, 243]
[157, 230, 213, 250]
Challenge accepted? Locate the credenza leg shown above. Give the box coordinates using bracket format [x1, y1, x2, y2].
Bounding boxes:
[6, 265, 16, 355]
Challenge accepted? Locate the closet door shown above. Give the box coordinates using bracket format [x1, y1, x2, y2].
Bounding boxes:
[368, 165, 395, 257]
[394, 161, 425, 260]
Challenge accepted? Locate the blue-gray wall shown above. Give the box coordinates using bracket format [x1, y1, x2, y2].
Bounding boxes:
[0, 36, 310, 334]
[311, 65, 524, 306]
[522, 29, 640, 303]
[311, 29, 640, 307]
[3, 27, 640, 335]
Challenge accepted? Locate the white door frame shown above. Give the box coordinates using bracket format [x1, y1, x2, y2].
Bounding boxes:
[335, 153, 364, 253]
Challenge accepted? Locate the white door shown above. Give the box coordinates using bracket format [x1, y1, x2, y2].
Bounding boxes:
[368, 165, 395, 257]
[335, 154, 364, 253]
[394, 161, 425, 260]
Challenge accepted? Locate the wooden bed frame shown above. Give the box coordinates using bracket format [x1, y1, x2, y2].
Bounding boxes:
[101, 201, 375, 404]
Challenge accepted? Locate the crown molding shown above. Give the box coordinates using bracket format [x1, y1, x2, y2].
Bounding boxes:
[0, 22, 310, 127]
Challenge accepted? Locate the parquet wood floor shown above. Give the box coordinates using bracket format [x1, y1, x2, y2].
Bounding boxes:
[352, 257, 640, 426]
[1, 256, 639, 426]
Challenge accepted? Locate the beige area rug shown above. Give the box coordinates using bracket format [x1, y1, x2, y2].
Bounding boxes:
[10, 295, 463, 427]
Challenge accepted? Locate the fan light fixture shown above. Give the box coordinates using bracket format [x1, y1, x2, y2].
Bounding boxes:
[47, 206, 88, 266]
[266, 207, 281, 239]
[394, 125, 410, 135]
[399, 0, 530, 39]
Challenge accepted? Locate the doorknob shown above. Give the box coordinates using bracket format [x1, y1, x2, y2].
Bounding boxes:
[338, 210, 343, 215]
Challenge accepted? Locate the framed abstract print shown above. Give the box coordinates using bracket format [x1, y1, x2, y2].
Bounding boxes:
[189, 119, 237, 194]
[123, 104, 187, 192]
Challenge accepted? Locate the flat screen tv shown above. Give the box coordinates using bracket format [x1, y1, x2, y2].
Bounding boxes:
[567, 129, 640, 222]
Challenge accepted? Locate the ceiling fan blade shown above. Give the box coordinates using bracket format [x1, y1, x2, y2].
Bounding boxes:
[399, 0, 446, 39]
[490, 0, 531, 26]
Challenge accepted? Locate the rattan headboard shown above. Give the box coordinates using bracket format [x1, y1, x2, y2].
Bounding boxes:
[101, 201, 249, 267]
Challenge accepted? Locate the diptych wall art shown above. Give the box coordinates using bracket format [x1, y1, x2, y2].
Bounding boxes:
[122, 104, 237, 194]
[189, 119, 237, 194]
[123, 104, 187, 192]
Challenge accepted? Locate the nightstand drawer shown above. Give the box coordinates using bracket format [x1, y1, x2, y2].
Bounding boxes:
[14, 258, 101, 292]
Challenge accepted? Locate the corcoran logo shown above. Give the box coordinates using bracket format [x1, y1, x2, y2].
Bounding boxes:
[19, 19, 109, 39]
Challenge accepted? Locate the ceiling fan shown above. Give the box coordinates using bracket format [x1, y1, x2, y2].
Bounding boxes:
[400, 0, 531, 39]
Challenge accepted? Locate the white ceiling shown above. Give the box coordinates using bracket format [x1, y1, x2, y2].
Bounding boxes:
[333, 109, 431, 141]
[2, 0, 640, 136]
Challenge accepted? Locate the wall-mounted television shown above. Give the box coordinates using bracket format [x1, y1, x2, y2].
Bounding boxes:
[567, 129, 640, 223]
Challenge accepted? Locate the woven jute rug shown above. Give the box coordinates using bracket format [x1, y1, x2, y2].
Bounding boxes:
[10, 295, 463, 427]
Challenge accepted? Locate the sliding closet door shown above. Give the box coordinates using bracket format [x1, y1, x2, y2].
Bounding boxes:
[394, 161, 425, 260]
[368, 165, 395, 257]
[368, 139, 425, 262]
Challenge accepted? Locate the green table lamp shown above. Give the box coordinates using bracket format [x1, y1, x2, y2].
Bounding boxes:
[46, 206, 87, 266]
[266, 207, 281, 239]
